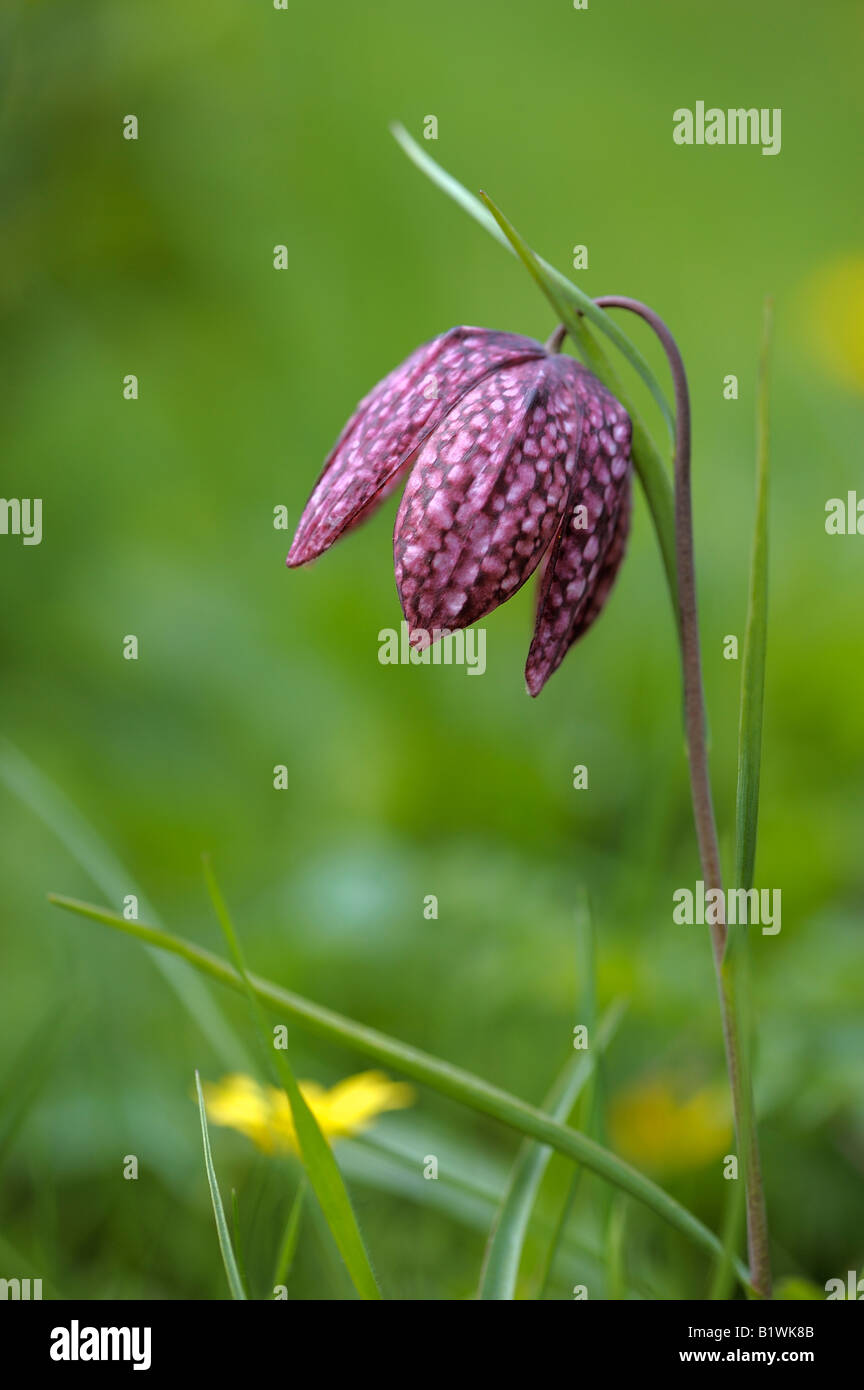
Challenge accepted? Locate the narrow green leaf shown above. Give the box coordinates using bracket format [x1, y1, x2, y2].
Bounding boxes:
[390, 123, 675, 442]
[712, 297, 773, 1298]
[535, 895, 607, 1299]
[709, 1173, 746, 1302]
[201, 857, 381, 1301]
[351, 1129, 664, 1298]
[272, 1177, 307, 1293]
[48, 892, 752, 1292]
[478, 1000, 625, 1300]
[230, 1189, 250, 1298]
[605, 1195, 628, 1301]
[194, 1070, 247, 1300]
[734, 296, 773, 899]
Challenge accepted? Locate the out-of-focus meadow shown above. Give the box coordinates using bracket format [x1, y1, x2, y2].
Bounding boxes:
[1, 0, 862, 1299]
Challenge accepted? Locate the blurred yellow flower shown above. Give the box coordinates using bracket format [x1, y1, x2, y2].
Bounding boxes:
[806, 254, 864, 392]
[203, 1070, 414, 1155]
[610, 1077, 731, 1174]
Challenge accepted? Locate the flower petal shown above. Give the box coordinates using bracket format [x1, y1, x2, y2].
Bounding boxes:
[565, 476, 631, 643]
[394, 356, 584, 636]
[525, 367, 632, 695]
[287, 327, 544, 566]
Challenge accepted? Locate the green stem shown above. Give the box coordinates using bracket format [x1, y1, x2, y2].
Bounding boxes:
[48, 892, 752, 1292]
[272, 1177, 307, 1293]
[591, 297, 772, 1299]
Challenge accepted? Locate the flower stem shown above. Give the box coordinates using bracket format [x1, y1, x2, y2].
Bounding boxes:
[545, 324, 568, 354]
[584, 298, 771, 1297]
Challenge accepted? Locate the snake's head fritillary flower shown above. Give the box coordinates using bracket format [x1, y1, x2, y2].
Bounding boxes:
[287, 326, 632, 694]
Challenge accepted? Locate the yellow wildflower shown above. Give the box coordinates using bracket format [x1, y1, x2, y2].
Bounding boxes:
[203, 1070, 414, 1155]
[610, 1077, 731, 1174]
[804, 254, 864, 392]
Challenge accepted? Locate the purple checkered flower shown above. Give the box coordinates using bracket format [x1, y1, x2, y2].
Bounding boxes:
[287, 326, 632, 694]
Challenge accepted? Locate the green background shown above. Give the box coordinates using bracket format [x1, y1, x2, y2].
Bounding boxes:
[0, 0, 861, 1299]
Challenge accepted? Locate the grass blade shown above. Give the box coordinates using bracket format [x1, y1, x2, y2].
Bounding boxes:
[605, 1195, 628, 1301]
[350, 1130, 664, 1297]
[272, 1177, 307, 1293]
[734, 295, 773, 898]
[230, 1189, 250, 1298]
[535, 898, 612, 1298]
[478, 999, 625, 1300]
[390, 123, 674, 442]
[48, 892, 752, 1290]
[712, 297, 773, 1298]
[195, 1070, 247, 1300]
[201, 857, 381, 1301]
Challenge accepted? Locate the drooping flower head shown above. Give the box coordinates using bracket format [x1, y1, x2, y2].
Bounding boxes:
[287, 327, 632, 693]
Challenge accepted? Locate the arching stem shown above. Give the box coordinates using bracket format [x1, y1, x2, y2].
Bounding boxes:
[545, 324, 568, 354]
[551, 305, 771, 1298]
[592, 297, 724, 925]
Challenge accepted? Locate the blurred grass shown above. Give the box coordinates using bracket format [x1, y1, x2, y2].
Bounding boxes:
[1, 0, 863, 1298]
[479, 1002, 625, 1299]
[195, 1071, 247, 1299]
[201, 859, 381, 1299]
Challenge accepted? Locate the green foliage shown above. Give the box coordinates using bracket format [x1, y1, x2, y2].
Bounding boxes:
[1, 0, 862, 1301]
[195, 1071, 247, 1300]
[201, 858, 381, 1299]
